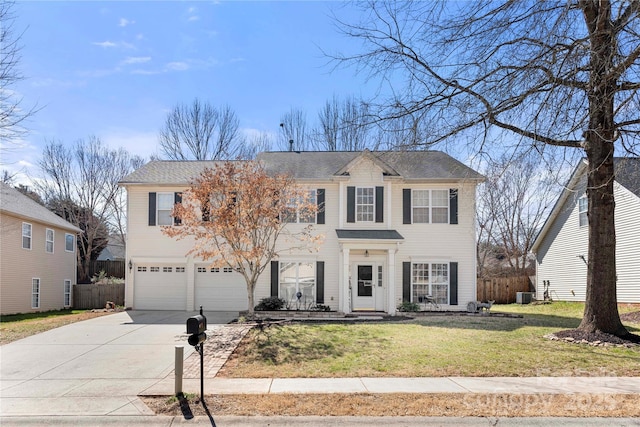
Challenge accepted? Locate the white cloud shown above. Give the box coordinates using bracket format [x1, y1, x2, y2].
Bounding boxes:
[92, 40, 136, 50]
[166, 62, 190, 71]
[122, 56, 151, 65]
[188, 15, 200, 22]
[119, 18, 135, 27]
[93, 40, 118, 48]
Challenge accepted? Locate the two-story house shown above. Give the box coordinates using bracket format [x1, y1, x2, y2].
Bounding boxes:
[119, 150, 484, 315]
[1, 182, 81, 315]
[532, 157, 640, 303]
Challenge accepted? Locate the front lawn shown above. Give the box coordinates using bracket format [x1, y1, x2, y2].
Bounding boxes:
[220, 302, 640, 378]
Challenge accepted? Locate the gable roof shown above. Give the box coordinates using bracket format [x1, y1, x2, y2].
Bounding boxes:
[0, 182, 81, 232]
[615, 157, 640, 198]
[120, 151, 484, 185]
[531, 157, 640, 253]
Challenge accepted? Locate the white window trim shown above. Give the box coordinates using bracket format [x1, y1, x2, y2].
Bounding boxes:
[65, 233, 75, 252]
[578, 196, 588, 228]
[283, 189, 317, 224]
[22, 222, 32, 250]
[412, 189, 450, 224]
[32, 278, 40, 309]
[46, 228, 55, 253]
[356, 187, 375, 222]
[156, 192, 175, 226]
[278, 261, 316, 306]
[411, 261, 450, 305]
[64, 279, 72, 307]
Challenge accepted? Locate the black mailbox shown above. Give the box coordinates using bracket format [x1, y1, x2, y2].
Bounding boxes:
[187, 314, 207, 335]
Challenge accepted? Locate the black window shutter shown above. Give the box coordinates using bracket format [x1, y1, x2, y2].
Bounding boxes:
[375, 186, 384, 223]
[449, 189, 458, 225]
[450, 262, 458, 305]
[174, 192, 182, 225]
[316, 189, 325, 224]
[402, 262, 411, 302]
[148, 192, 156, 226]
[202, 201, 210, 222]
[347, 186, 355, 223]
[316, 261, 325, 304]
[403, 189, 411, 224]
[270, 261, 279, 297]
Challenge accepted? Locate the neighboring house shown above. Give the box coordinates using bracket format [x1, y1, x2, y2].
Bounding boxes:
[0, 182, 81, 315]
[97, 236, 126, 261]
[532, 157, 640, 303]
[119, 150, 484, 314]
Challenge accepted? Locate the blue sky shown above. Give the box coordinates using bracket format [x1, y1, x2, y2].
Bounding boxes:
[4, 1, 379, 181]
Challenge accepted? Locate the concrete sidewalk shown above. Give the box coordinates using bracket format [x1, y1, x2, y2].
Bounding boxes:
[143, 375, 640, 396]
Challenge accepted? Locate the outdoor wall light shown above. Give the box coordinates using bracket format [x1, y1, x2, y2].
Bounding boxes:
[365, 250, 369, 257]
[128, 260, 133, 271]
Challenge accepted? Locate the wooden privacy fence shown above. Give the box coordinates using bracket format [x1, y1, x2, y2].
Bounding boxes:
[477, 276, 532, 304]
[73, 283, 125, 309]
[88, 260, 126, 279]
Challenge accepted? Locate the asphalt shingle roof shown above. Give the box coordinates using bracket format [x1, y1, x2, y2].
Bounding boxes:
[615, 157, 640, 198]
[119, 151, 484, 184]
[0, 183, 81, 232]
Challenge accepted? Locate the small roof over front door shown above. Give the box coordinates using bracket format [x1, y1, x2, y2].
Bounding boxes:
[335, 229, 404, 241]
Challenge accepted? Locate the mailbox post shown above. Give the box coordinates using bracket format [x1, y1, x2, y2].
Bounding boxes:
[187, 306, 207, 401]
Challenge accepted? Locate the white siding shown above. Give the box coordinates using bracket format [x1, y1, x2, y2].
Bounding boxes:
[125, 158, 480, 312]
[536, 178, 640, 303]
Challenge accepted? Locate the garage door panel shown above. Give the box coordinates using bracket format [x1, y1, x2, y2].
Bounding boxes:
[135, 265, 187, 310]
[195, 267, 248, 311]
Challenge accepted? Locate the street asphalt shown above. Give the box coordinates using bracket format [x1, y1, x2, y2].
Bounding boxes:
[1, 310, 639, 426]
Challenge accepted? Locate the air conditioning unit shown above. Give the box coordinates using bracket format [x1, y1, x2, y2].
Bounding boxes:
[516, 292, 533, 304]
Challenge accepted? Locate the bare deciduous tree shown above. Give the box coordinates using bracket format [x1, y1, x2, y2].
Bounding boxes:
[279, 107, 310, 151]
[477, 153, 560, 279]
[159, 99, 249, 160]
[0, 1, 37, 150]
[313, 95, 372, 151]
[334, 1, 640, 336]
[36, 137, 140, 282]
[163, 161, 322, 314]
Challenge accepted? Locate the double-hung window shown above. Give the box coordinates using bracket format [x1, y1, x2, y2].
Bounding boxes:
[412, 262, 449, 305]
[356, 187, 374, 222]
[279, 261, 316, 307]
[65, 233, 75, 252]
[282, 190, 316, 224]
[64, 280, 71, 307]
[578, 196, 588, 227]
[156, 193, 175, 226]
[46, 229, 54, 253]
[32, 278, 40, 308]
[22, 222, 32, 250]
[412, 190, 449, 224]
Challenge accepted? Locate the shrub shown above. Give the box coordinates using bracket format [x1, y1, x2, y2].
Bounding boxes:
[254, 296, 286, 311]
[397, 301, 420, 312]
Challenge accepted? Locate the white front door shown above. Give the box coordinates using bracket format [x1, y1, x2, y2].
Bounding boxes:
[352, 264, 375, 310]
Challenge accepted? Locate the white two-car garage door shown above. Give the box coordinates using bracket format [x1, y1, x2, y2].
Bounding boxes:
[134, 265, 187, 310]
[195, 266, 248, 311]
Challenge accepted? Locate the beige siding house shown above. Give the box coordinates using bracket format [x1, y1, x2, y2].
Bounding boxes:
[1, 183, 81, 315]
[120, 151, 484, 314]
[532, 158, 640, 303]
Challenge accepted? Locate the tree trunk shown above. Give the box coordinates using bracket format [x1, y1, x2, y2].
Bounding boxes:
[246, 281, 255, 315]
[578, 4, 627, 336]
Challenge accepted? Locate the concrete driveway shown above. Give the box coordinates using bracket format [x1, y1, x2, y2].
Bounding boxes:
[0, 310, 237, 417]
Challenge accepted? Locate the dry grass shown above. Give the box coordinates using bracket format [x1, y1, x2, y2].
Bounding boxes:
[0, 309, 116, 345]
[219, 303, 640, 378]
[142, 393, 640, 417]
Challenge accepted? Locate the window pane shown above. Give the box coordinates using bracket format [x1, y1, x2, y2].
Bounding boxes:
[22, 223, 31, 237]
[157, 210, 172, 226]
[279, 262, 315, 307]
[431, 263, 449, 304]
[413, 190, 429, 207]
[157, 193, 174, 209]
[66, 234, 75, 251]
[432, 207, 448, 224]
[413, 207, 429, 223]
